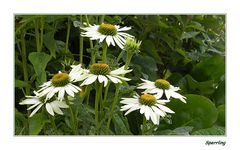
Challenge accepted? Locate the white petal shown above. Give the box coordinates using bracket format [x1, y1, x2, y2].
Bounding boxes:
[58, 88, 65, 101]
[117, 26, 131, 31]
[111, 75, 131, 81]
[165, 90, 171, 100]
[67, 84, 79, 93]
[124, 104, 141, 115]
[156, 104, 175, 114]
[120, 98, 138, 104]
[144, 106, 151, 120]
[46, 103, 54, 116]
[55, 101, 69, 108]
[140, 105, 146, 114]
[50, 101, 64, 115]
[29, 103, 43, 117]
[149, 108, 158, 125]
[106, 75, 122, 84]
[120, 103, 136, 111]
[65, 86, 75, 97]
[46, 87, 59, 100]
[98, 75, 108, 87]
[169, 91, 187, 103]
[151, 106, 166, 117]
[113, 36, 124, 49]
[81, 75, 98, 86]
[27, 102, 41, 110]
[19, 98, 39, 105]
[110, 66, 132, 75]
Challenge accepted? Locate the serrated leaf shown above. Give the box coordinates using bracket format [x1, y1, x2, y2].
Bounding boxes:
[28, 52, 51, 84]
[29, 113, 50, 135]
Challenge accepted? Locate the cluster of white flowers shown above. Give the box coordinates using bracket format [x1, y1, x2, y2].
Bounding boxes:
[120, 78, 186, 125]
[20, 63, 132, 117]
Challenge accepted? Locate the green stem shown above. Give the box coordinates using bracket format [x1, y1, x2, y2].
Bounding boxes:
[65, 98, 78, 135]
[21, 30, 30, 96]
[142, 116, 147, 135]
[94, 83, 101, 134]
[116, 50, 125, 63]
[125, 52, 133, 70]
[85, 15, 95, 64]
[79, 15, 84, 64]
[40, 16, 44, 52]
[85, 86, 91, 106]
[99, 15, 105, 24]
[65, 16, 71, 51]
[99, 84, 103, 119]
[34, 19, 40, 52]
[103, 83, 110, 104]
[102, 42, 108, 63]
[105, 84, 120, 134]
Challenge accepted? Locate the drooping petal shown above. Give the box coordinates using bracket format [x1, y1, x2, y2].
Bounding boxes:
[151, 106, 166, 117]
[81, 75, 98, 86]
[58, 88, 65, 101]
[156, 104, 175, 114]
[106, 75, 122, 84]
[65, 86, 75, 97]
[50, 101, 64, 115]
[46, 103, 54, 116]
[169, 91, 187, 103]
[149, 108, 158, 125]
[124, 104, 141, 115]
[29, 103, 44, 117]
[120, 98, 138, 105]
[144, 106, 150, 120]
[19, 98, 39, 105]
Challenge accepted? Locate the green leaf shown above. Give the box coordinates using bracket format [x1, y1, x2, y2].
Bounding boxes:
[29, 112, 50, 135]
[177, 74, 215, 96]
[217, 105, 225, 126]
[213, 80, 225, 106]
[112, 113, 132, 135]
[192, 126, 225, 135]
[28, 52, 51, 84]
[15, 80, 31, 88]
[141, 40, 163, 64]
[191, 56, 225, 82]
[181, 31, 200, 40]
[156, 126, 194, 135]
[43, 31, 57, 58]
[167, 94, 218, 130]
[15, 109, 28, 135]
[131, 54, 158, 80]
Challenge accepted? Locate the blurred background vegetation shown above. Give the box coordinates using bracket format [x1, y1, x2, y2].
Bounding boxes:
[15, 15, 225, 135]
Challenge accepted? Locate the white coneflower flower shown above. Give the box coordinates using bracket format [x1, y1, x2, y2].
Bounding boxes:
[137, 78, 186, 103]
[69, 64, 89, 82]
[120, 93, 174, 125]
[19, 91, 69, 117]
[81, 23, 134, 49]
[80, 63, 132, 87]
[37, 71, 81, 101]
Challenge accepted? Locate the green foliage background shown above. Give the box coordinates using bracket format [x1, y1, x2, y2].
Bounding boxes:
[15, 15, 225, 135]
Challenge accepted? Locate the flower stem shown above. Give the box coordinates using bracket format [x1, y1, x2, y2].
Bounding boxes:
[65, 98, 78, 135]
[125, 52, 133, 70]
[94, 83, 101, 134]
[105, 84, 120, 134]
[65, 16, 71, 51]
[20, 30, 30, 96]
[85, 15, 95, 64]
[116, 50, 125, 63]
[40, 16, 44, 52]
[103, 83, 110, 104]
[99, 15, 105, 24]
[102, 42, 108, 63]
[79, 15, 84, 63]
[34, 18, 40, 52]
